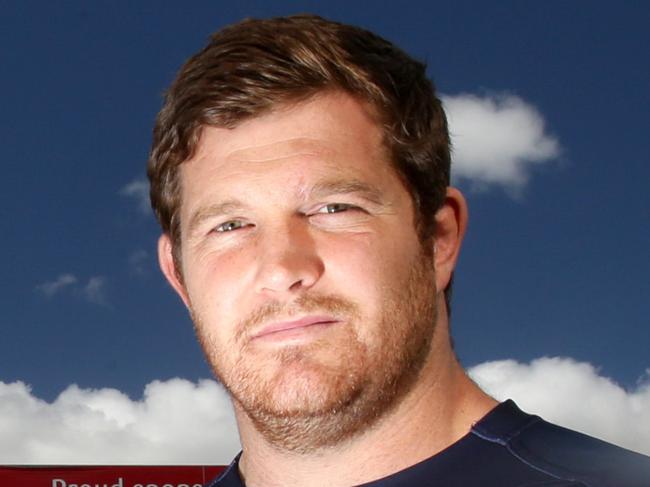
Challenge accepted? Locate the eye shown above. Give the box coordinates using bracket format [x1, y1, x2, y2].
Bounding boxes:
[214, 220, 247, 233]
[316, 203, 358, 214]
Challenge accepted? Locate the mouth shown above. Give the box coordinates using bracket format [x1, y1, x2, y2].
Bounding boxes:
[252, 315, 340, 341]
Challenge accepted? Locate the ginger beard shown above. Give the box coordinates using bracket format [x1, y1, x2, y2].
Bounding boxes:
[190, 246, 438, 453]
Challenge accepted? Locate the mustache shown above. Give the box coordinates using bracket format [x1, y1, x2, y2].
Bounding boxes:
[235, 293, 360, 341]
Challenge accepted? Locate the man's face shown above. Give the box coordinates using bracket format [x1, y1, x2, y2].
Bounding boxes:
[163, 92, 440, 450]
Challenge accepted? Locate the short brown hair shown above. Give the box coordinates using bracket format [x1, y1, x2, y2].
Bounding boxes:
[148, 14, 452, 302]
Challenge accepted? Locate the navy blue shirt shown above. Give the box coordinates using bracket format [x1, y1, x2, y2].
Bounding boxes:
[207, 400, 650, 486]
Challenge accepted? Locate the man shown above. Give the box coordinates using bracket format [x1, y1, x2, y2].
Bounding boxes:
[148, 14, 650, 487]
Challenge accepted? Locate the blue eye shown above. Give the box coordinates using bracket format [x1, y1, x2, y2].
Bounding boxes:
[215, 220, 246, 232]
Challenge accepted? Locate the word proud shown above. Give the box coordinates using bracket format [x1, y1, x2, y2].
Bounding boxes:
[52, 479, 203, 487]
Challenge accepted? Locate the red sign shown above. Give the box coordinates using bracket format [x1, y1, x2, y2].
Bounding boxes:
[0, 466, 226, 487]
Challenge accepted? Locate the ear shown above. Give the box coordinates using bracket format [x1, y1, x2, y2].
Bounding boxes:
[432, 187, 468, 293]
[157, 233, 190, 308]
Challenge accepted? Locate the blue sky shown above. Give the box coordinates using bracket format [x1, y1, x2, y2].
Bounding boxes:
[2, 1, 649, 462]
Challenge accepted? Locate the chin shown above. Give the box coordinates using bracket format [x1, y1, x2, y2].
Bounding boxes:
[235, 348, 367, 417]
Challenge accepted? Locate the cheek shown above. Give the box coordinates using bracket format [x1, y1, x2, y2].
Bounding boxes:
[322, 233, 382, 280]
[321, 233, 411, 308]
[183, 247, 254, 339]
[326, 227, 420, 278]
[322, 227, 423, 327]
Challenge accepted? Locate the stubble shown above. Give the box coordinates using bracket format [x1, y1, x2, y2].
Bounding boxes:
[191, 248, 437, 453]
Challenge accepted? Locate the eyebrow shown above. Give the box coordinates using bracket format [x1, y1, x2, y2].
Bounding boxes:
[187, 200, 246, 236]
[309, 179, 386, 206]
[186, 178, 388, 236]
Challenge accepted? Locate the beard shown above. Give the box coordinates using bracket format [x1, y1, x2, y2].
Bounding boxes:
[191, 247, 437, 453]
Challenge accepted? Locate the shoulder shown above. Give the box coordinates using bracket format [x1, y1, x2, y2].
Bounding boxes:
[205, 453, 243, 487]
[472, 400, 650, 487]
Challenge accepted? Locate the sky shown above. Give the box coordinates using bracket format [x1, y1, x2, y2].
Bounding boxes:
[2, 1, 649, 463]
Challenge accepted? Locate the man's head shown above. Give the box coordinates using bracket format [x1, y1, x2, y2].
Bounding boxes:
[149, 15, 466, 452]
[148, 14, 451, 297]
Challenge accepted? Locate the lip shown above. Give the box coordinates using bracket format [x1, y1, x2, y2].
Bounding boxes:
[252, 315, 340, 340]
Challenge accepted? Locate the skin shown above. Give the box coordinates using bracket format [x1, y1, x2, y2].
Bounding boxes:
[158, 91, 496, 486]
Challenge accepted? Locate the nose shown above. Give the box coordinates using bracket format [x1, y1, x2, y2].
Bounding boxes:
[254, 219, 324, 296]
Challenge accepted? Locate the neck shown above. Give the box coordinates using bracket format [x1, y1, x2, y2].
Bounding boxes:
[235, 307, 497, 487]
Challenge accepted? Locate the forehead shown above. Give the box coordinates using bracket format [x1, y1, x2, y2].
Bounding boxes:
[194, 92, 384, 162]
[179, 92, 399, 211]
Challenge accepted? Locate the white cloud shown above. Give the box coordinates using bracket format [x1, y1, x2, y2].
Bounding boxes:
[442, 93, 560, 192]
[128, 249, 149, 276]
[120, 178, 150, 215]
[469, 357, 650, 455]
[0, 379, 240, 464]
[2, 358, 648, 465]
[35, 274, 78, 297]
[35, 274, 109, 306]
[81, 276, 109, 306]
